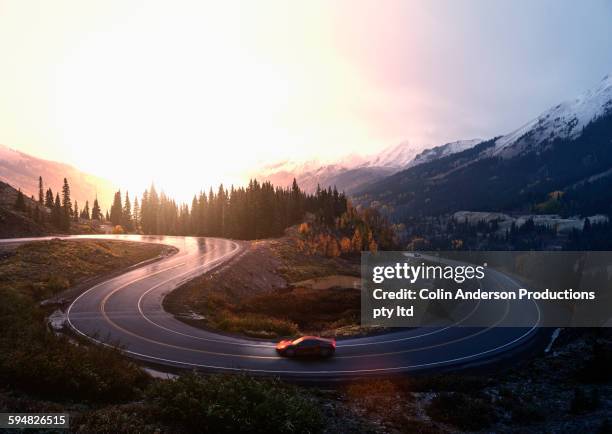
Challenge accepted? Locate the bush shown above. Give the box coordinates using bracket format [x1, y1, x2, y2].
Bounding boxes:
[409, 374, 489, 393]
[146, 373, 324, 433]
[498, 389, 545, 424]
[426, 392, 497, 431]
[570, 388, 601, 414]
[72, 403, 162, 434]
[578, 342, 612, 383]
[112, 225, 125, 234]
[212, 311, 299, 338]
[598, 418, 612, 434]
[0, 289, 150, 404]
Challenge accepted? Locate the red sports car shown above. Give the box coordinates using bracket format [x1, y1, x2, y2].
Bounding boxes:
[276, 336, 336, 358]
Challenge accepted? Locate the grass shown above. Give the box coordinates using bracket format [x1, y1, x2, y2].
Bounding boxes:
[0, 239, 168, 300]
[165, 236, 362, 338]
[0, 240, 328, 433]
[270, 237, 359, 283]
[212, 311, 299, 338]
[426, 392, 497, 431]
[0, 239, 167, 403]
[182, 285, 360, 338]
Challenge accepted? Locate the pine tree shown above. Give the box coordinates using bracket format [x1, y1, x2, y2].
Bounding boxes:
[110, 190, 123, 226]
[38, 176, 44, 205]
[105, 210, 110, 221]
[132, 197, 140, 231]
[14, 189, 26, 211]
[121, 191, 133, 231]
[52, 193, 62, 229]
[33, 205, 41, 223]
[73, 200, 79, 222]
[45, 188, 54, 208]
[82, 200, 90, 220]
[61, 178, 72, 230]
[91, 197, 101, 220]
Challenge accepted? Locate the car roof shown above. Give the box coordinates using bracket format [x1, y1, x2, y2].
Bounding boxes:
[293, 336, 334, 344]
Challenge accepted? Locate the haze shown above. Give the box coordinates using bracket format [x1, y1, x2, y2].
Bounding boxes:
[1, 0, 612, 201]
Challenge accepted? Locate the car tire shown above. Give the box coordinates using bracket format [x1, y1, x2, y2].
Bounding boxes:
[285, 348, 295, 357]
[321, 348, 331, 357]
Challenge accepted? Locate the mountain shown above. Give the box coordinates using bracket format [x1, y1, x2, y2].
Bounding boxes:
[365, 141, 424, 168]
[0, 145, 117, 209]
[491, 74, 612, 159]
[408, 139, 482, 168]
[256, 139, 481, 194]
[356, 74, 612, 217]
[0, 180, 48, 237]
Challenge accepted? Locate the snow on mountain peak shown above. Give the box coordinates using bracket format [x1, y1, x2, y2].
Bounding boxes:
[408, 138, 482, 167]
[492, 73, 612, 158]
[365, 141, 424, 168]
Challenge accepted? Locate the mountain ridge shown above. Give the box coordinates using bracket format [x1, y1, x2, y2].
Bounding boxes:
[0, 144, 117, 209]
[356, 73, 612, 217]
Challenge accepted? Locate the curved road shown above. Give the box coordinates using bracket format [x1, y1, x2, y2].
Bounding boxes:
[3, 235, 541, 378]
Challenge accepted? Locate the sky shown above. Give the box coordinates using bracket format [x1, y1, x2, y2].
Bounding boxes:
[1, 0, 612, 201]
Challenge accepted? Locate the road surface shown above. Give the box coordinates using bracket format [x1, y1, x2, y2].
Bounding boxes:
[2, 235, 541, 378]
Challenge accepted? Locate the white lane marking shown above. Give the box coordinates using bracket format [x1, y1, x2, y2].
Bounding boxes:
[80, 317, 540, 375]
[67, 262, 187, 320]
[138, 247, 483, 349]
[58, 236, 540, 375]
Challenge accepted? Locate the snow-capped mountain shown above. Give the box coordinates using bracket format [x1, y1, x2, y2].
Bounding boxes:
[357, 73, 612, 217]
[408, 139, 482, 168]
[365, 141, 424, 168]
[492, 74, 612, 158]
[256, 139, 482, 193]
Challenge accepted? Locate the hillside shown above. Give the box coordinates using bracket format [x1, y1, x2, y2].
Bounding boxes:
[356, 75, 612, 218]
[256, 139, 481, 194]
[0, 145, 117, 209]
[0, 181, 49, 238]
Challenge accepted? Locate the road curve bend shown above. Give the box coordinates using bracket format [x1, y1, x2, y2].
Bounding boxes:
[2, 235, 541, 378]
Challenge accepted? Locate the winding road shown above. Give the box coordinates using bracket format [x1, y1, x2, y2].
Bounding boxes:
[3, 235, 542, 378]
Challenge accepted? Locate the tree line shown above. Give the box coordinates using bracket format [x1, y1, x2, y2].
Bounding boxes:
[108, 179, 347, 239]
[17, 176, 348, 239]
[14, 175, 400, 255]
[14, 176, 102, 231]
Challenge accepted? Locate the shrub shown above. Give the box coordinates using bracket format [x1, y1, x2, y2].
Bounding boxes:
[570, 388, 601, 414]
[598, 418, 611, 434]
[498, 390, 545, 424]
[0, 287, 149, 404]
[46, 275, 70, 292]
[577, 342, 612, 383]
[410, 374, 489, 393]
[426, 392, 497, 431]
[212, 312, 299, 338]
[146, 373, 324, 433]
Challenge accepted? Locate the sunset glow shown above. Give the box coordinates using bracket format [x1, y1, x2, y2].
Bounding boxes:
[1, 0, 611, 201]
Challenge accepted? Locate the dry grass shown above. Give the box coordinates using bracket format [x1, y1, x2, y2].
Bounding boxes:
[0, 239, 168, 300]
[165, 236, 362, 338]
